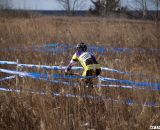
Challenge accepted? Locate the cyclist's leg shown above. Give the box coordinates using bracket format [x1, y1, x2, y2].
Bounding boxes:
[85, 70, 94, 88]
[82, 70, 87, 77]
[79, 70, 87, 88]
[80, 70, 93, 88]
[96, 68, 101, 76]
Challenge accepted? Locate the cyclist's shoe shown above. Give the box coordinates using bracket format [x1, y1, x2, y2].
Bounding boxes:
[86, 82, 93, 89]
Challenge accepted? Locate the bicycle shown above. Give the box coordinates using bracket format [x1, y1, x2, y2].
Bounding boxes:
[63, 70, 101, 94]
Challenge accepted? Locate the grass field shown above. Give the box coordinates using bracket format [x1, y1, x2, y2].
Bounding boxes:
[0, 15, 160, 130]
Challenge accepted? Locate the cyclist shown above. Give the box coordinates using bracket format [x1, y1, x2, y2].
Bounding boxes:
[65, 42, 101, 87]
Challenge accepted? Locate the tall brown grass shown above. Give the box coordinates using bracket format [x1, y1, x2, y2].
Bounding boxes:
[0, 15, 160, 130]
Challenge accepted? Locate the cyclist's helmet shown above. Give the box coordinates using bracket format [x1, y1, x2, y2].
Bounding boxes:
[76, 42, 87, 52]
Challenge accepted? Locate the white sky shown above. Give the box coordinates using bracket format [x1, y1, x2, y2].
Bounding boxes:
[122, 0, 160, 10]
[2, 0, 160, 10]
[11, 0, 93, 10]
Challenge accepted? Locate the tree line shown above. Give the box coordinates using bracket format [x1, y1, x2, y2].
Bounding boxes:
[57, 0, 160, 19]
[0, 0, 159, 19]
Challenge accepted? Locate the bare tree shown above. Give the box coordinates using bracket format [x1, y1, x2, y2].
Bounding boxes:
[134, 0, 160, 19]
[90, 0, 120, 16]
[0, 0, 6, 9]
[56, 0, 86, 15]
[153, 0, 160, 19]
[0, 0, 12, 9]
[135, 0, 148, 18]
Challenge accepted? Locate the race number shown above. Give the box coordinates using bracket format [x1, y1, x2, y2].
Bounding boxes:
[79, 52, 91, 62]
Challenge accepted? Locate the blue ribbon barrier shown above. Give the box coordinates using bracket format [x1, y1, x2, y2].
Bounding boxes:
[1, 43, 159, 55]
[43, 44, 74, 54]
[0, 44, 71, 54]
[0, 86, 21, 93]
[0, 86, 159, 107]
[44, 44, 119, 54]
[0, 68, 95, 79]
[0, 68, 149, 90]
[0, 70, 139, 90]
[45, 43, 160, 53]
[0, 61, 17, 65]
[0, 76, 16, 82]
[99, 84, 158, 91]
[0, 60, 124, 72]
[44, 43, 64, 47]
[99, 76, 160, 89]
[97, 84, 138, 89]
[0, 60, 159, 79]
[0, 61, 69, 70]
[0, 46, 64, 55]
[0, 68, 78, 86]
[0, 68, 160, 89]
[43, 44, 107, 55]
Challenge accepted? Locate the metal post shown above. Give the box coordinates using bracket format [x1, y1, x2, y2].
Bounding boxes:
[16, 59, 19, 87]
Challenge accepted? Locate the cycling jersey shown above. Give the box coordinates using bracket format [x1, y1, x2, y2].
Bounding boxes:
[70, 51, 101, 76]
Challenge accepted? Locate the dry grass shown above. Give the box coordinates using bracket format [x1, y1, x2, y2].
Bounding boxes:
[0, 15, 160, 130]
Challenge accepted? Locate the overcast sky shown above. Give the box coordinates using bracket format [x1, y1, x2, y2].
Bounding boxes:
[11, 0, 93, 10]
[1, 0, 160, 10]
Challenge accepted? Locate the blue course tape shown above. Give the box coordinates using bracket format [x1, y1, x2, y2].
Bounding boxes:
[18, 63, 160, 79]
[1, 60, 160, 80]
[0, 68, 160, 89]
[0, 68, 94, 79]
[0, 61, 17, 65]
[1, 43, 159, 54]
[0, 61, 82, 71]
[0, 76, 16, 82]
[45, 43, 160, 53]
[44, 44, 122, 54]
[0, 69, 139, 89]
[97, 84, 138, 89]
[18, 75, 143, 90]
[0, 86, 159, 107]
[0, 46, 63, 55]
[99, 76, 160, 90]
[0, 68, 78, 86]
[44, 43, 64, 47]
[0, 44, 71, 54]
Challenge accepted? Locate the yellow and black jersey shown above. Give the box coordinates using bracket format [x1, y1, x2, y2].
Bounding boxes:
[70, 51, 101, 76]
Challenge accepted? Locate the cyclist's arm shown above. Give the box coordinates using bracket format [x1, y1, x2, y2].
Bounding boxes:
[66, 53, 78, 71]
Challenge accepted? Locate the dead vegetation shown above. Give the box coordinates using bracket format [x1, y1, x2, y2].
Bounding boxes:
[0, 15, 160, 130]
